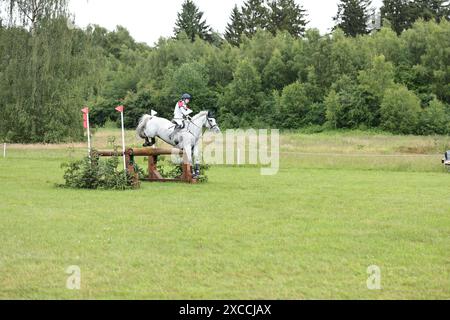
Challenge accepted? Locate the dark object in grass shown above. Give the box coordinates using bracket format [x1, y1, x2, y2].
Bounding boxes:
[442, 151, 450, 169]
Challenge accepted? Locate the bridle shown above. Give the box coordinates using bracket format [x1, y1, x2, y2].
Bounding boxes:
[187, 114, 218, 132]
[206, 116, 218, 131]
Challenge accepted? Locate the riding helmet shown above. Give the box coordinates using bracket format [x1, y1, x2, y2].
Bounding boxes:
[181, 93, 192, 101]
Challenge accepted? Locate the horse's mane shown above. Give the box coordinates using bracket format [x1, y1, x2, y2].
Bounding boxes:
[192, 111, 209, 120]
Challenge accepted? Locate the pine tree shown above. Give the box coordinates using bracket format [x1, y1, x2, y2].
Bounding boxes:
[380, 0, 413, 34]
[267, 0, 308, 37]
[410, 0, 450, 23]
[241, 0, 270, 36]
[225, 5, 245, 46]
[333, 0, 372, 37]
[174, 0, 212, 42]
[381, 0, 450, 34]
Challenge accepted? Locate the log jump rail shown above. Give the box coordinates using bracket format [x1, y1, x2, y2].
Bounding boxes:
[92, 147, 197, 187]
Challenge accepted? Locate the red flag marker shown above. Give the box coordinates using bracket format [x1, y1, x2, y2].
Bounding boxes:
[115, 105, 124, 113]
[83, 114, 88, 129]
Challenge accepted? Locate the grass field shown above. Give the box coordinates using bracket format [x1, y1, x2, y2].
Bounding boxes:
[0, 129, 449, 299]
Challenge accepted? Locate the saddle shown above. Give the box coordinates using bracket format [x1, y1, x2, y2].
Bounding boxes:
[172, 119, 186, 130]
[169, 120, 187, 144]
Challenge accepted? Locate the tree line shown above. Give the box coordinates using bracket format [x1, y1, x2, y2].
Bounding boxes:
[0, 0, 449, 143]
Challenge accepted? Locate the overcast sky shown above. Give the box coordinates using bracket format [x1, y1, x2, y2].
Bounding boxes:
[68, 0, 383, 46]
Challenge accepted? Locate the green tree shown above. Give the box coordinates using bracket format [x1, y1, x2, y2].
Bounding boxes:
[279, 82, 312, 128]
[410, 0, 450, 22]
[102, 25, 139, 60]
[325, 90, 341, 129]
[241, 29, 278, 77]
[0, 0, 68, 30]
[262, 49, 288, 91]
[165, 61, 217, 117]
[380, 0, 415, 34]
[329, 29, 371, 84]
[402, 19, 450, 104]
[241, 0, 270, 36]
[358, 55, 395, 99]
[324, 75, 374, 129]
[333, 0, 372, 37]
[122, 88, 156, 129]
[225, 5, 245, 46]
[267, 0, 308, 37]
[365, 25, 407, 66]
[201, 42, 239, 90]
[418, 98, 449, 135]
[296, 29, 334, 90]
[174, 0, 212, 42]
[421, 19, 450, 104]
[0, 18, 103, 142]
[380, 85, 422, 134]
[219, 59, 263, 127]
[356, 55, 396, 126]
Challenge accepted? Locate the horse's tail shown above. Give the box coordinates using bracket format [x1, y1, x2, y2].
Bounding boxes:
[136, 114, 153, 139]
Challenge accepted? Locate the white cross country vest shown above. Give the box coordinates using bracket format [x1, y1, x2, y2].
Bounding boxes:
[173, 101, 192, 125]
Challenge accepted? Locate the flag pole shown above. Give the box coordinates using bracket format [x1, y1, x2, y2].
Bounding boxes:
[116, 106, 127, 174]
[82, 107, 91, 159]
[120, 111, 126, 172]
[86, 112, 91, 159]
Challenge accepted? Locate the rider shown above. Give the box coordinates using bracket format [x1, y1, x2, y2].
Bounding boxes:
[170, 93, 193, 141]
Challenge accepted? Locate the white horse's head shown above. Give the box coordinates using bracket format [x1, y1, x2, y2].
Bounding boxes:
[192, 111, 221, 134]
[205, 111, 221, 134]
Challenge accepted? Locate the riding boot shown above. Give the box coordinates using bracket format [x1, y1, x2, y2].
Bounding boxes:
[194, 164, 200, 177]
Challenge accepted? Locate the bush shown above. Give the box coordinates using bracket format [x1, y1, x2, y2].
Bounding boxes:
[60, 153, 134, 190]
[418, 99, 449, 135]
[380, 86, 422, 134]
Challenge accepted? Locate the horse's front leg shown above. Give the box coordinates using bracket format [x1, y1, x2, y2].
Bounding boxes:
[193, 143, 201, 177]
[182, 144, 196, 178]
[182, 144, 193, 167]
[143, 137, 156, 147]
